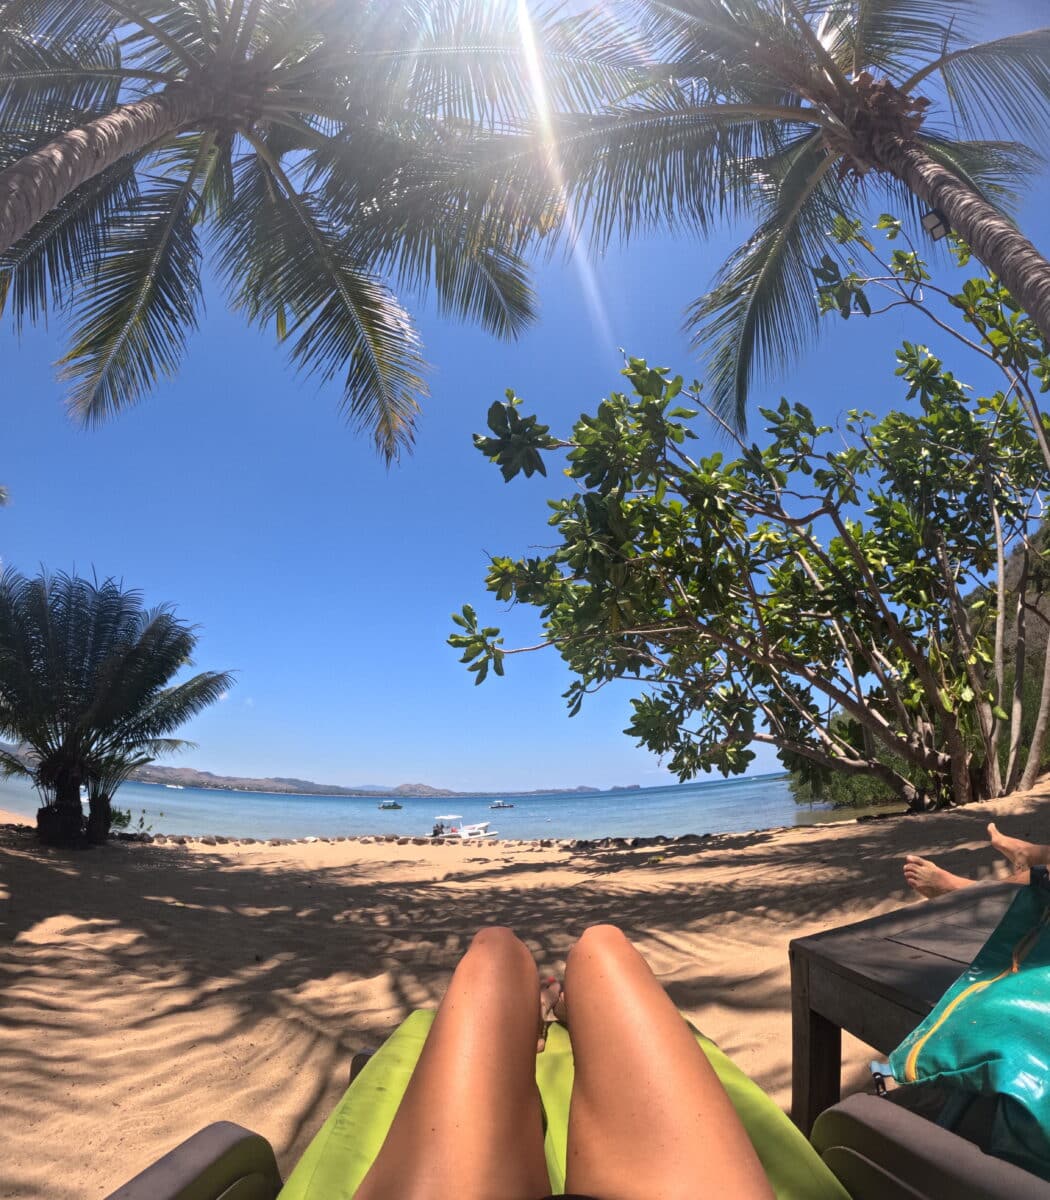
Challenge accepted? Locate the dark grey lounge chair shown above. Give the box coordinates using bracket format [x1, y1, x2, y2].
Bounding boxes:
[810, 1093, 1050, 1199]
[105, 1089, 1050, 1200]
[103, 1121, 282, 1200]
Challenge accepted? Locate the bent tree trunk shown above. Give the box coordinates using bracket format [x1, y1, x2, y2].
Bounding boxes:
[875, 135, 1050, 344]
[0, 87, 210, 255]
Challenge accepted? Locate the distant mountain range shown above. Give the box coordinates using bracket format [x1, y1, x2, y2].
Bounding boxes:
[0, 744, 623, 799]
[132, 765, 466, 796]
[132, 764, 611, 798]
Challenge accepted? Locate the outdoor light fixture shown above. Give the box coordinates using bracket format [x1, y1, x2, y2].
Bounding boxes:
[921, 208, 950, 241]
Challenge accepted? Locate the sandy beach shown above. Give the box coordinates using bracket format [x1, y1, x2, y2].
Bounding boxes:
[3, 787, 1050, 1199]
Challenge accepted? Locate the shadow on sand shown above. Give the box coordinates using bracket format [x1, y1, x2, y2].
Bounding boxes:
[1, 796, 1043, 1197]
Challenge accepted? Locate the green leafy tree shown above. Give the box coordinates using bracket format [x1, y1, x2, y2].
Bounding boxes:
[0, 0, 632, 457]
[804, 215, 1050, 795]
[452, 333, 1050, 810]
[0, 569, 231, 843]
[487, 0, 1050, 427]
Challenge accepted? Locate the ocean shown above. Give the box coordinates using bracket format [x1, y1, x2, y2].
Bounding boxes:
[0, 773, 869, 840]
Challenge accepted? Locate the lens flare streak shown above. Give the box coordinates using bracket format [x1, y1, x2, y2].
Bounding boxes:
[516, 0, 615, 350]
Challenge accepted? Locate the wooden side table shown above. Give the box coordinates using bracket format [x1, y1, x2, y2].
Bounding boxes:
[789, 883, 1016, 1133]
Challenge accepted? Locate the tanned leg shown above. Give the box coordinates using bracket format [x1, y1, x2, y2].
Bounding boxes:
[355, 926, 550, 1200]
[903, 855, 974, 899]
[562, 924, 774, 1200]
[988, 822, 1048, 875]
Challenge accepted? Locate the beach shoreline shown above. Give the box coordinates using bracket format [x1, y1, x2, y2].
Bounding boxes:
[3, 784, 1049, 1199]
[0, 771, 904, 843]
[0, 802, 899, 848]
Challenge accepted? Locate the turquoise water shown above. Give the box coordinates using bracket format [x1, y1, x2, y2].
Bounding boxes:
[0, 773, 850, 840]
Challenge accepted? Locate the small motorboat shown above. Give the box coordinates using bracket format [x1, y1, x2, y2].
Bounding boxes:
[431, 815, 497, 839]
[489, 800, 514, 809]
[165, 783, 185, 790]
[378, 799, 403, 810]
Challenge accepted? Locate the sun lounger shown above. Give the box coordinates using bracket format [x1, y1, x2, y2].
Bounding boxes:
[103, 1011, 1050, 1200]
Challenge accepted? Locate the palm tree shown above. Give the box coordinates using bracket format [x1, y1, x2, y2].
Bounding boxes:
[489, 0, 1050, 427]
[0, 568, 231, 843]
[0, 1, 632, 458]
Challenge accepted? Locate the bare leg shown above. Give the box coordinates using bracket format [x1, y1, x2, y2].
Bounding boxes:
[355, 927, 550, 1200]
[903, 854, 974, 899]
[562, 924, 774, 1200]
[988, 822, 1048, 873]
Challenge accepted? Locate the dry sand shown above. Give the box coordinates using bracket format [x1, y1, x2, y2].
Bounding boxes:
[3, 786, 1050, 1199]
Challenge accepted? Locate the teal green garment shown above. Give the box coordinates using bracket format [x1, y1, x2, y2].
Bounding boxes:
[279, 1009, 848, 1200]
[889, 875, 1050, 1180]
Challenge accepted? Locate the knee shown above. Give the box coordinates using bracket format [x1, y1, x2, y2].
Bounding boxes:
[579, 923, 629, 948]
[468, 925, 531, 966]
[568, 923, 631, 966]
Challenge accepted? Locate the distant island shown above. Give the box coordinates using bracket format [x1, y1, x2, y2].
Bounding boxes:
[121, 762, 610, 800]
[0, 740, 632, 798]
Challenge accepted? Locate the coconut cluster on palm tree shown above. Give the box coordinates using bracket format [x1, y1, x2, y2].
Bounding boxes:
[0, 569, 231, 843]
[0, 0, 634, 457]
[484, 0, 1050, 427]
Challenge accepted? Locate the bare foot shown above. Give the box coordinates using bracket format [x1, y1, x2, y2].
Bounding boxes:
[538, 977, 563, 1051]
[903, 855, 972, 899]
[988, 822, 1041, 873]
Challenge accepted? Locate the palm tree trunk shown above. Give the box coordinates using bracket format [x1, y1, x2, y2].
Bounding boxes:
[86, 794, 112, 845]
[0, 86, 211, 255]
[875, 135, 1050, 341]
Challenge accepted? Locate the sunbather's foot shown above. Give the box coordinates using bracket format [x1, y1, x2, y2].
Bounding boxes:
[988, 822, 1042, 872]
[903, 855, 972, 899]
[538, 977, 563, 1051]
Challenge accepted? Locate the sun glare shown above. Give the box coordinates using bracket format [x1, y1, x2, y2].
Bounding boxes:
[515, 0, 614, 350]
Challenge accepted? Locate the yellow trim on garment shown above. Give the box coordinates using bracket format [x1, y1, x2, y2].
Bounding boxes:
[904, 918, 1047, 1082]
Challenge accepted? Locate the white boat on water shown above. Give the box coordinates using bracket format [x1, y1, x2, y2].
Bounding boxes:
[164, 784, 185, 790]
[489, 800, 514, 809]
[431, 814, 498, 840]
[378, 799, 403, 810]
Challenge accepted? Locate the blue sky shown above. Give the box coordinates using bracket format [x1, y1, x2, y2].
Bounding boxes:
[3, 4, 1050, 792]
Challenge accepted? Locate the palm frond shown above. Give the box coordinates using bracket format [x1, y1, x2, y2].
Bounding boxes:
[903, 27, 1050, 142]
[373, 217, 536, 339]
[310, 132, 537, 338]
[146, 129, 234, 218]
[345, 0, 645, 125]
[0, 746, 29, 777]
[465, 97, 813, 253]
[0, 0, 118, 46]
[106, 0, 210, 76]
[102, 670, 234, 743]
[58, 166, 205, 423]
[128, 736, 190, 756]
[75, 599, 180, 735]
[0, 27, 124, 134]
[635, 0, 818, 100]
[0, 158, 138, 328]
[687, 134, 848, 429]
[220, 145, 426, 459]
[818, 0, 975, 79]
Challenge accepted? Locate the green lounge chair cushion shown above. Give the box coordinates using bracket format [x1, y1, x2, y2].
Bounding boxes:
[278, 1009, 848, 1200]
